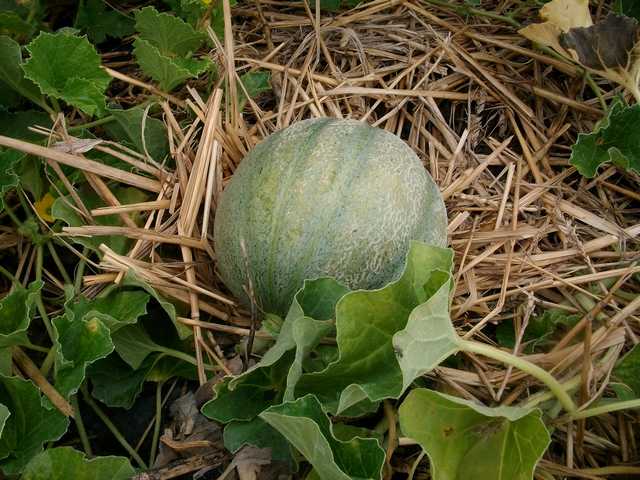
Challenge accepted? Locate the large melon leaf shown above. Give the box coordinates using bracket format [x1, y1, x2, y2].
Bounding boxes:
[295, 243, 456, 414]
[21, 447, 134, 480]
[260, 395, 384, 480]
[399, 389, 550, 480]
[0, 375, 69, 475]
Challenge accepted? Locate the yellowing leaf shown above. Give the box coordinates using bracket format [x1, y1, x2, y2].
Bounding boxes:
[518, 22, 568, 56]
[399, 389, 550, 480]
[540, 0, 592, 31]
[519, 0, 592, 56]
[34, 192, 54, 222]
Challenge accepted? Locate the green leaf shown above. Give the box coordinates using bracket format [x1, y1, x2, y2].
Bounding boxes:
[615, 0, 640, 20]
[496, 309, 580, 352]
[75, 0, 135, 44]
[0, 110, 50, 204]
[202, 278, 348, 422]
[51, 184, 148, 255]
[282, 279, 347, 401]
[0, 0, 38, 45]
[147, 354, 197, 382]
[106, 106, 169, 161]
[570, 104, 640, 177]
[133, 38, 210, 91]
[612, 344, 640, 397]
[89, 351, 195, 409]
[296, 243, 456, 414]
[202, 353, 292, 423]
[0, 403, 8, 437]
[0, 351, 9, 377]
[224, 417, 295, 467]
[0, 281, 42, 349]
[332, 424, 383, 444]
[0, 375, 69, 475]
[315, 0, 341, 12]
[610, 382, 636, 401]
[0, 109, 51, 141]
[0, 148, 22, 212]
[22, 31, 111, 116]
[0, 35, 44, 108]
[111, 322, 195, 371]
[88, 354, 155, 408]
[209, 0, 238, 38]
[135, 6, 205, 57]
[57, 77, 107, 117]
[52, 313, 114, 400]
[0, 1, 35, 21]
[47, 282, 150, 401]
[260, 395, 385, 480]
[14, 155, 43, 199]
[76, 289, 151, 333]
[21, 446, 135, 480]
[111, 323, 162, 370]
[119, 270, 191, 339]
[132, 6, 209, 91]
[0, 79, 21, 108]
[163, 0, 207, 26]
[399, 389, 550, 480]
[0, 12, 36, 41]
[238, 71, 271, 110]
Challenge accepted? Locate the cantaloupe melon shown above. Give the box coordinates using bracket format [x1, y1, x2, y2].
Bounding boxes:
[214, 118, 447, 315]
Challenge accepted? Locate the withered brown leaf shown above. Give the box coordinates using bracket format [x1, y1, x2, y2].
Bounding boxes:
[561, 13, 640, 70]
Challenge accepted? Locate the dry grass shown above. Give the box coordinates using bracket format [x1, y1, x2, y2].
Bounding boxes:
[2, 0, 639, 477]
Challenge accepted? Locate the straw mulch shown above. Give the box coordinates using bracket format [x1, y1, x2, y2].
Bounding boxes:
[4, 0, 639, 477]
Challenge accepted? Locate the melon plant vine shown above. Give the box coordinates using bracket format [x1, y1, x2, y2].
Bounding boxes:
[201, 241, 640, 479]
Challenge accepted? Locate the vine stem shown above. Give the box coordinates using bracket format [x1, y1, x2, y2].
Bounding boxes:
[149, 381, 164, 466]
[408, 451, 426, 480]
[39, 345, 56, 377]
[160, 347, 219, 372]
[81, 386, 148, 469]
[35, 245, 54, 341]
[568, 399, 640, 421]
[71, 395, 92, 457]
[68, 115, 116, 133]
[46, 242, 72, 285]
[73, 246, 89, 294]
[0, 264, 18, 284]
[457, 339, 577, 414]
[583, 73, 607, 111]
[424, 0, 521, 28]
[523, 374, 581, 410]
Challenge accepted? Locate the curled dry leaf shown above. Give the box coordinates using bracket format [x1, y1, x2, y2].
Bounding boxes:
[561, 14, 640, 70]
[519, 0, 640, 102]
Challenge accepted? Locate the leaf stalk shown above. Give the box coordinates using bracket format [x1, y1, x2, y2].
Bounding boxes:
[457, 339, 577, 413]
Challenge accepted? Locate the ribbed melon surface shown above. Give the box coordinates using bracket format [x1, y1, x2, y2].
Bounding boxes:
[213, 118, 447, 315]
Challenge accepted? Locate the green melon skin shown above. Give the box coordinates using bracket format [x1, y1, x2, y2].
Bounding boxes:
[213, 118, 447, 316]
